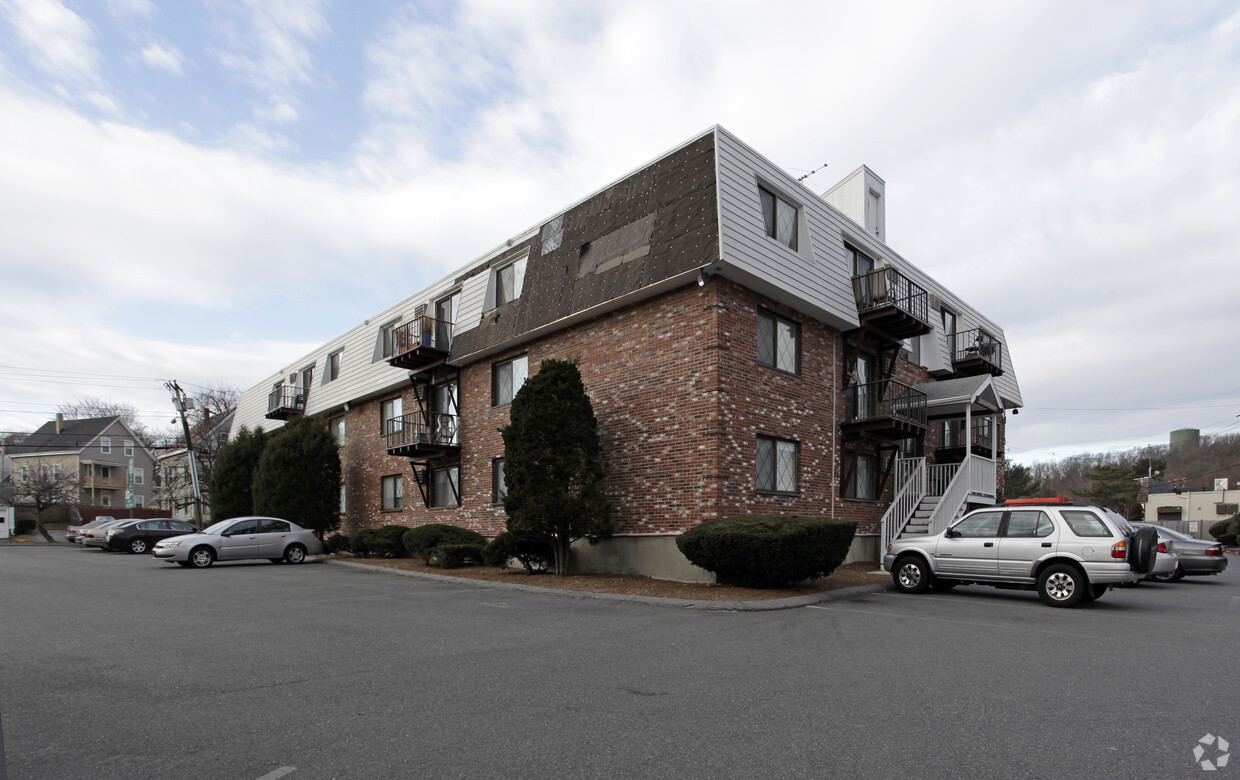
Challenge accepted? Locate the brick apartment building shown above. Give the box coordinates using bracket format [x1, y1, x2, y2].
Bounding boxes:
[231, 126, 1023, 581]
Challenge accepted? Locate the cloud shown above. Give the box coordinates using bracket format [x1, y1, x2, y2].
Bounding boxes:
[138, 41, 183, 75]
[0, 0, 101, 85]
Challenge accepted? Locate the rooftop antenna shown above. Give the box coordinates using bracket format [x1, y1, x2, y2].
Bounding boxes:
[797, 162, 828, 183]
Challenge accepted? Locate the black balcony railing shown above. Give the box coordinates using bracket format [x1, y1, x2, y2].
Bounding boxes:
[951, 328, 1003, 376]
[936, 417, 996, 461]
[388, 316, 454, 371]
[844, 379, 928, 429]
[385, 412, 460, 457]
[851, 267, 931, 338]
[266, 386, 305, 419]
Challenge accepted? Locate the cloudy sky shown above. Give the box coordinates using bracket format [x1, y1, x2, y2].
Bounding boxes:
[0, 0, 1237, 465]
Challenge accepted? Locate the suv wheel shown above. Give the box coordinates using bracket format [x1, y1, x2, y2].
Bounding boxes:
[892, 556, 932, 594]
[1037, 563, 1086, 607]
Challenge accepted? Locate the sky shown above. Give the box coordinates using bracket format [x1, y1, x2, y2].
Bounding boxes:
[0, 0, 1238, 466]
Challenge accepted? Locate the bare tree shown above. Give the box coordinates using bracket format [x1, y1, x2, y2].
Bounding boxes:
[187, 383, 240, 428]
[13, 462, 80, 541]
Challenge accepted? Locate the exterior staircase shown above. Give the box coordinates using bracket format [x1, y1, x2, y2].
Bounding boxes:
[880, 456, 996, 549]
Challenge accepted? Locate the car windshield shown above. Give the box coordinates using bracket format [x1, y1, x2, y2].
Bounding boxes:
[201, 521, 233, 535]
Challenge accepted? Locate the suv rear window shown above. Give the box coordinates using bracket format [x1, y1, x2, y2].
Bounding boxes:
[1060, 510, 1113, 537]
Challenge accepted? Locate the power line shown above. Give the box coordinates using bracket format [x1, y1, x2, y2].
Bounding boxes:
[0, 364, 168, 382]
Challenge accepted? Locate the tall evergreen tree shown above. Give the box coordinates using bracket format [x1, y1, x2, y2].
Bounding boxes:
[209, 425, 266, 522]
[1076, 463, 1140, 512]
[1002, 462, 1041, 500]
[252, 416, 342, 537]
[501, 359, 611, 575]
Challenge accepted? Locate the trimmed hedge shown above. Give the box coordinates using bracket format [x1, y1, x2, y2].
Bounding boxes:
[1210, 517, 1238, 546]
[436, 542, 486, 569]
[402, 524, 487, 564]
[483, 531, 553, 573]
[324, 532, 351, 555]
[675, 515, 857, 588]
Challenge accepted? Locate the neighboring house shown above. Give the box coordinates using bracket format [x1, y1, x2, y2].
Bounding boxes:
[157, 408, 235, 525]
[9, 415, 158, 511]
[1143, 479, 1239, 539]
[232, 126, 1024, 580]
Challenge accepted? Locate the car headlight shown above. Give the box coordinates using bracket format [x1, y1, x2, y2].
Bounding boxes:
[158, 541, 182, 548]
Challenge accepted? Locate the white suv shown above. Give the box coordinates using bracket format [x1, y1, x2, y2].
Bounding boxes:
[882, 499, 1158, 607]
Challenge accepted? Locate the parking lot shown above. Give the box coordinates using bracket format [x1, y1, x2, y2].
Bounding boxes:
[2, 544, 1237, 779]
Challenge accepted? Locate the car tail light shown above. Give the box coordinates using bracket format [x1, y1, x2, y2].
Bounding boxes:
[1156, 542, 1167, 554]
[1205, 547, 1223, 557]
[1111, 540, 1128, 559]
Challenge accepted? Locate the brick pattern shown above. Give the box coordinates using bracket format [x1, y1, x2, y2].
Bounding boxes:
[335, 277, 1007, 544]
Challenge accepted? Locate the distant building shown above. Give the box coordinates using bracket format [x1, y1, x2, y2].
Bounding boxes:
[1144, 478, 1238, 538]
[9, 415, 157, 511]
[232, 126, 1024, 579]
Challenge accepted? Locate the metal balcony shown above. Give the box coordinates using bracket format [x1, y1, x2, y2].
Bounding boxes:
[851, 267, 932, 340]
[387, 317, 453, 371]
[266, 386, 305, 420]
[841, 380, 928, 440]
[951, 329, 1004, 377]
[385, 412, 461, 459]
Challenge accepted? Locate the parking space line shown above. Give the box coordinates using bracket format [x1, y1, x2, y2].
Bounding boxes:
[256, 767, 296, 780]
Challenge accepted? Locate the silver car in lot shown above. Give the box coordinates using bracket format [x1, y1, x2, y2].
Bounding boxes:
[1135, 523, 1229, 581]
[882, 499, 1159, 607]
[152, 516, 324, 568]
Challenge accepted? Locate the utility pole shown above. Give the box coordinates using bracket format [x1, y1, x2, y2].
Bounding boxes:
[166, 380, 203, 528]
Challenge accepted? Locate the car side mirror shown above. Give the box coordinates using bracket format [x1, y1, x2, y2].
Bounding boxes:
[944, 528, 958, 538]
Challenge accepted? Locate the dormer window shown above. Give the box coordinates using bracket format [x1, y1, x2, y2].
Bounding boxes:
[759, 186, 798, 250]
[495, 256, 528, 306]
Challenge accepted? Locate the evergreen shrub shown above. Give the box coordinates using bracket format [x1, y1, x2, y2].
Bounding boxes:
[324, 532, 350, 555]
[675, 515, 857, 588]
[483, 531, 553, 573]
[348, 528, 383, 558]
[376, 525, 411, 557]
[435, 543, 486, 568]
[401, 524, 486, 564]
[1210, 517, 1238, 546]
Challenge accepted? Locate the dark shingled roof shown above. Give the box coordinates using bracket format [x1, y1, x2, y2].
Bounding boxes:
[17, 416, 120, 455]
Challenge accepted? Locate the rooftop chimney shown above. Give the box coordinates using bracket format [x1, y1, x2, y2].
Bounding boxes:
[55, 413, 63, 434]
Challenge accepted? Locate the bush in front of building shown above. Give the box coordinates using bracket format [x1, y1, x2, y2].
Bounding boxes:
[347, 528, 391, 558]
[375, 525, 411, 557]
[402, 524, 486, 564]
[324, 532, 350, 555]
[675, 515, 857, 588]
[435, 542, 486, 568]
[1210, 516, 1238, 546]
[482, 531, 554, 573]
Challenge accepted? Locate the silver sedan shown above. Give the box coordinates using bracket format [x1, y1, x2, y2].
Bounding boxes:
[152, 516, 324, 568]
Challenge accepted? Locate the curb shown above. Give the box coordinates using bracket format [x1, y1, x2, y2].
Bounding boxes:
[322, 558, 892, 611]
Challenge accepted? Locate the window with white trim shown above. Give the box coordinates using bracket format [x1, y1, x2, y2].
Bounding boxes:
[495, 256, 528, 306]
[492, 356, 528, 406]
[134, 494, 145, 507]
[133, 467, 144, 486]
[124, 440, 134, 457]
[100, 437, 112, 454]
[757, 310, 799, 374]
[327, 350, 342, 382]
[756, 436, 798, 494]
[759, 186, 798, 250]
[329, 417, 345, 446]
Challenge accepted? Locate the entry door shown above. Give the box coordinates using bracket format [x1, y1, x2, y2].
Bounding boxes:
[934, 513, 1001, 575]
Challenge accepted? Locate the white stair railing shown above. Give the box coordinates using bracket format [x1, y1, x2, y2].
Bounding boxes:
[880, 458, 925, 550]
[926, 462, 970, 536]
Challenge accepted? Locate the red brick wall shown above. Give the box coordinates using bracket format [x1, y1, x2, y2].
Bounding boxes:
[335, 278, 1006, 544]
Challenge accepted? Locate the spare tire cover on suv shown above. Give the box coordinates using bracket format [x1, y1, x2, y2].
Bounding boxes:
[1129, 524, 1158, 575]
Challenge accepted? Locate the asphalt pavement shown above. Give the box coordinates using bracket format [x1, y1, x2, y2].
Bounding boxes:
[2, 544, 1237, 779]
